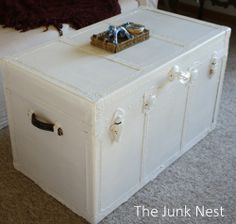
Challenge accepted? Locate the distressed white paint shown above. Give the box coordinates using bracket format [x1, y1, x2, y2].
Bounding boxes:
[0, 8, 231, 224]
[0, 0, 159, 129]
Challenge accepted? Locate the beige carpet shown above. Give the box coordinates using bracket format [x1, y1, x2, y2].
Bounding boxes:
[0, 26, 235, 224]
[0, 130, 88, 224]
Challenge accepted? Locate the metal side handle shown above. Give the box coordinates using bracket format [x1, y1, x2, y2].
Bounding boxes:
[31, 113, 63, 136]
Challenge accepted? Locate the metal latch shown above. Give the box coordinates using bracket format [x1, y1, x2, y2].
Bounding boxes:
[209, 53, 219, 78]
[144, 94, 157, 112]
[110, 108, 125, 142]
[143, 86, 157, 113]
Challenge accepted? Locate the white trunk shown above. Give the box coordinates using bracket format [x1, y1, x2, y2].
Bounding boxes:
[0, 7, 231, 224]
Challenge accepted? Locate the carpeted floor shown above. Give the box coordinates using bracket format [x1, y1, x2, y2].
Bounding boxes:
[0, 27, 235, 224]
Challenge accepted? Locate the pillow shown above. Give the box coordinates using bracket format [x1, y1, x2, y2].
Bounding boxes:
[0, 0, 121, 35]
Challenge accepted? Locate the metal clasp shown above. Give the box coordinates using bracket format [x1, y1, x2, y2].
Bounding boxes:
[209, 53, 219, 78]
[110, 108, 125, 142]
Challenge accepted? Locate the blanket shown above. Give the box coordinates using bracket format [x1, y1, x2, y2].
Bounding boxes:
[0, 0, 121, 35]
